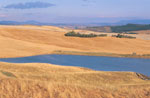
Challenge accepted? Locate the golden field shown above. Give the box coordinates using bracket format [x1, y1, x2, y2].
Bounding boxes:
[0, 25, 150, 98]
[0, 62, 150, 98]
[0, 25, 150, 58]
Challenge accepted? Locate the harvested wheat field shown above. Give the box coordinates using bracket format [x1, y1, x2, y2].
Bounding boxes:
[0, 62, 150, 98]
[0, 25, 150, 58]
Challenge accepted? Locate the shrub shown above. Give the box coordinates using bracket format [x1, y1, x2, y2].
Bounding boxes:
[112, 34, 136, 39]
[98, 34, 107, 37]
[112, 35, 117, 37]
[126, 32, 138, 34]
[1, 71, 16, 78]
[64, 31, 76, 36]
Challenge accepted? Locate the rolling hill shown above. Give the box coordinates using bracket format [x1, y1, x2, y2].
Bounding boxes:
[0, 25, 150, 58]
[0, 25, 150, 98]
[0, 62, 149, 98]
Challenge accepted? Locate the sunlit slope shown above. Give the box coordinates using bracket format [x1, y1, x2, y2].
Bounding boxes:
[0, 25, 150, 58]
[0, 62, 150, 98]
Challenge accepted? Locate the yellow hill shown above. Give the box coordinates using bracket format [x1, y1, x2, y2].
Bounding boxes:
[0, 62, 150, 98]
[0, 25, 150, 58]
[0, 25, 150, 98]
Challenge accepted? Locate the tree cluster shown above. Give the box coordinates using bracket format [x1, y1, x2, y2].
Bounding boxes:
[111, 24, 150, 33]
[65, 31, 107, 38]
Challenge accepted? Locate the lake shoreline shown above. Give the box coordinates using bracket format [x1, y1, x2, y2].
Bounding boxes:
[52, 50, 150, 59]
[0, 51, 150, 59]
[0, 53, 150, 76]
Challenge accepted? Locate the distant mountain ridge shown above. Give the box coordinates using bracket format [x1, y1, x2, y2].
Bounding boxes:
[0, 20, 53, 25]
[117, 19, 150, 25]
[90, 19, 150, 26]
[0, 19, 150, 26]
[83, 24, 150, 33]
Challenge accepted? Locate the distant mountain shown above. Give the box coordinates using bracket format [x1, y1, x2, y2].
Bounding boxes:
[0, 20, 51, 25]
[0, 21, 21, 25]
[0, 19, 150, 27]
[117, 19, 150, 25]
[89, 19, 150, 26]
[0, 20, 86, 27]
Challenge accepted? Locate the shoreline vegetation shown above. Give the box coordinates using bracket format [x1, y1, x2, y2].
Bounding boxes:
[53, 50, 150, 59]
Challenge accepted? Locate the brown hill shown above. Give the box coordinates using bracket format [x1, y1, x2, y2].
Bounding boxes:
[0, 25, 150, 58]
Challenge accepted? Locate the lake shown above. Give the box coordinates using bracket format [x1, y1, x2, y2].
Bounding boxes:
[0, 54, 150, 76]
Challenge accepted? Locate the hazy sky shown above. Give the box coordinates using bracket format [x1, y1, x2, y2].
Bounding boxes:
[0, 0, 150, 23]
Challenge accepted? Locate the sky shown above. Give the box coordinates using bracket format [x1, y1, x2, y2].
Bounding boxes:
[0, 0, 150, 23]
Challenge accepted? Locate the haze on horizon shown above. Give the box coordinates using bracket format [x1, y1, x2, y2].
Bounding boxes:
[0, 0, 150, 23]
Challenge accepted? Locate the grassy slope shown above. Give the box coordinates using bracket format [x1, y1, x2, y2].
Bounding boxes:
[0, 26, 150, 97]
[0, 25, 150, 58]
[0, 62, 150, 98]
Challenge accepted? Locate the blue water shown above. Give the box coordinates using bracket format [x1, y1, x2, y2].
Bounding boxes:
[0, 54, 150, 76]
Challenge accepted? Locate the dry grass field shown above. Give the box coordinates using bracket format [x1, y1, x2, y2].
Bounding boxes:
[0, 25, 150, 98]
[130, 30, 150, 34]
[0, 62, 150, 98]
[0, 25, 150, 58]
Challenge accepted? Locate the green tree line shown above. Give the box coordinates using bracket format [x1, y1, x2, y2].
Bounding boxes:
[111, 24, 150, 33]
